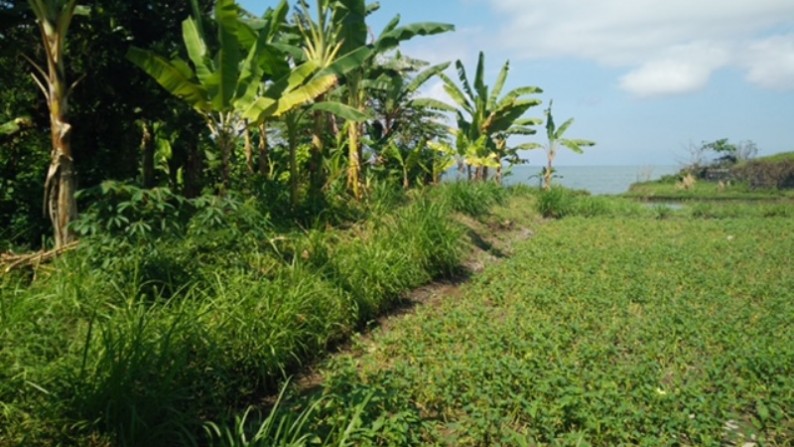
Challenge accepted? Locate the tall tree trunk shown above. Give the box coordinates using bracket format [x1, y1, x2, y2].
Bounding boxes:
[347, 120, 362, 200]
[44, 100, 78, 248]
[258, 122, 269, 177]
[31, 0, 81, 249]
[140, 120, 155, 188]
[496, 164, 503, 185]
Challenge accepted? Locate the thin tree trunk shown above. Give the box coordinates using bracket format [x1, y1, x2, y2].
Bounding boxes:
[44, 107, 78, 248]
[544, 147, 555, 190]
[347, 121, 362, 200]
[258, 122, 269, 177]
[218, 129, 231, 194]
[31, 2, 80, 249]
[309, 108, 325, 201]
[496, 164, 503, 185]
[140, 120, 155, 188]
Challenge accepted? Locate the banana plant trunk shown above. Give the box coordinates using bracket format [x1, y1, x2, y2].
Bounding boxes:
[140, 120, 155, 188]
[244, 122, 254, 174]
[347, 121, 362, 199]
[44, 90, 78, 248]
[218, 130, 232, 193]
[544, 145, 556, 190]
[309, 107, 326, 202]
[287, 114, 299, 207]
[258, 122, 269, 177]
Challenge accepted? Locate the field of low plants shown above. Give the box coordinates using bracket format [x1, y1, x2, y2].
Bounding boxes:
[236, 196, 793, 446]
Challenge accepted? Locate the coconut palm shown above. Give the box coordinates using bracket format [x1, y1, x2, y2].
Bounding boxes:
[540, 100, 595, 190]
[439, 51, 543, 182]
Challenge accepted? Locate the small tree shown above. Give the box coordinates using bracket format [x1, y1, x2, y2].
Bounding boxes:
[540, 100, 594, 190]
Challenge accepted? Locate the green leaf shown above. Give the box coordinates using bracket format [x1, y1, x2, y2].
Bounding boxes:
[455, 60, 476, 103]
[182, 17, 213, 85]
[474, 51, 487, 103]
[214, 0, 242, 110]
[556, 118, 575, 139]
[409, 98, 456, 112]
[405, 62, 451, 96]
[375, 22, 454, 53]
[439, 73, 473, 115]
[311, 101, 372, 122]
[489, 60, 510, 109]
[333, 0, 367, 55]
[126, 47, 209, 110]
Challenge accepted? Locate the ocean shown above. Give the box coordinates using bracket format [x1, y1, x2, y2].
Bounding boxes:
[498, 165, 681, 195]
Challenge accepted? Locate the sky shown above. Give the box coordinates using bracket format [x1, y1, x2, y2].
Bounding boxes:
[239, 0, 794, 166]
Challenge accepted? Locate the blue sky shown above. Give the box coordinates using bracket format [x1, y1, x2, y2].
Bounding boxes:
[240, 0, 794, 166]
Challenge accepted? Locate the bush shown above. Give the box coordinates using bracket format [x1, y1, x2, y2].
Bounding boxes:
[732, 155, 794, 189]
[537, 187, 576, 218]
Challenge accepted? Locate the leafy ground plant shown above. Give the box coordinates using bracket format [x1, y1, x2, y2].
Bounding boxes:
[268, 206, 794, 446]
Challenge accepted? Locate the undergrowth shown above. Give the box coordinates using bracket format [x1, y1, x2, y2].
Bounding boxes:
[0, 181, 491, 446]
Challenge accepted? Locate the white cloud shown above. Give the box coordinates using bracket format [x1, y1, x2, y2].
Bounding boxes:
[486, 0, 794, 97]
[619, 42, 730, 97]
[739, 35, 794, 89]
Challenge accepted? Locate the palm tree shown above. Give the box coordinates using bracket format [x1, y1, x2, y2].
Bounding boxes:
[26, 0, 83, 248]
[541, 100, 595, 190]
[439, 51, 543, 182]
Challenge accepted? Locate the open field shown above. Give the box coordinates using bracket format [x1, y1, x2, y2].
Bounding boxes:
[247, 197, 794, 446]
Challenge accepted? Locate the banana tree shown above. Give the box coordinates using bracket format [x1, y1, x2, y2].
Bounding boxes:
[426, 140, 458, 184]
[439, 51, 543, 182]
[540, 100, 595, 190]
[366, 53, 451, 145]
[26, 0, 86, 248]
[333, 1, 453, 199]
[127, 0, 298, 190]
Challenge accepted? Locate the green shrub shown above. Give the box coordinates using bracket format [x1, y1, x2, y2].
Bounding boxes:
[536, 187, 576, 218]
[435, 181, 506, 217]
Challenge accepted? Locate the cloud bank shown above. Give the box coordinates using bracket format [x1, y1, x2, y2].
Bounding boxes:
[487, 0, 794, 97]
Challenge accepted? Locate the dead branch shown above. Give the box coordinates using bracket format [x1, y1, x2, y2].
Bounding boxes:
[1, 241, 79, 274]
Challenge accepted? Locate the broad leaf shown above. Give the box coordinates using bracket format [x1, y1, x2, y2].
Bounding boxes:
[410, 98, 457, 112]
[182, 17, 213, 85]
[375, 22, 453, 53]
[311, 101, 372, 122]
[214, 0, 242, 110]
[126, 47, 209, 110]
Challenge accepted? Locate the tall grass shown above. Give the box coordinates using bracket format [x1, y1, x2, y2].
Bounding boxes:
[0, 180, 484, 445]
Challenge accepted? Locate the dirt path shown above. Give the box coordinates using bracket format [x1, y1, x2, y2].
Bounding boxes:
[293, 203, 540, 394]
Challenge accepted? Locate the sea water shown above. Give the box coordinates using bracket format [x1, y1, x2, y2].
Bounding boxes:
[499, 165, 680, 195]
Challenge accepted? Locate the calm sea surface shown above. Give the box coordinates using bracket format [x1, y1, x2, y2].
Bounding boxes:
[499, 165, 680, 195]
